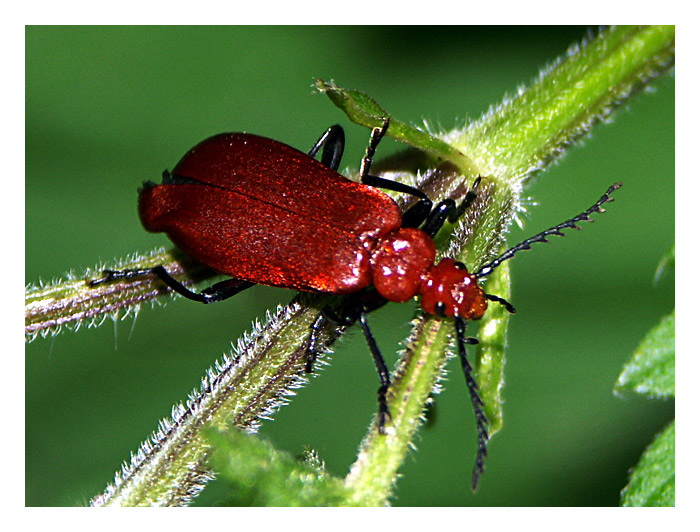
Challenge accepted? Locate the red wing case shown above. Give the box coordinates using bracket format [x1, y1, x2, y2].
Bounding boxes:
[139, 133, 402, 294]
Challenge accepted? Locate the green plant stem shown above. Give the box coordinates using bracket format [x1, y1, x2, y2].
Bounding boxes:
[90, 292, 342, 506]
[24, 249, 215, 341]
[456, 25, 675, 185]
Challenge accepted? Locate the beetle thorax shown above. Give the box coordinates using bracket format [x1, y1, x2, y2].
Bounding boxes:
[370, 228, 436, 303]
[417, 258, 487, 319]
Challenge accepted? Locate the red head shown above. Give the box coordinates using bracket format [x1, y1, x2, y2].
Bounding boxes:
[418, 258, 487, 320]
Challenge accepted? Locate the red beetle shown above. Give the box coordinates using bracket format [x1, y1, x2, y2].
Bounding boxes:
[91, 120, 620, 489]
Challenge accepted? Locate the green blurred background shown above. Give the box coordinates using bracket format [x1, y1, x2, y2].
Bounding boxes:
[26, 26, 674, 506]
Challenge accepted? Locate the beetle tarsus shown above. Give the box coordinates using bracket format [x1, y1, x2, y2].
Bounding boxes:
[88, 268, 153, 287]
[305, 312, 329, 373]
[359, 118, 390, 181]
[376, 384, 392, 434]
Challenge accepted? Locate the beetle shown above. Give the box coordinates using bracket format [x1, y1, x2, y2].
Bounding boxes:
[90, 119, 621, 489]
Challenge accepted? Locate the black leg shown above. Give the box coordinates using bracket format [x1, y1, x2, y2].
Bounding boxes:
[308, 125, 345, 171]
[310, 121, 480, 235]
[420, 176, 481, 238]
[305, 304, 349, 373]
[305, 312, 329, 373]
[200, 278, 256, 302]
[362, 171, 436, 230]
[358, 119, 390, 181]
[306, 287, 388, 342]
[454, 317, 490, 491]
[314, 118, 443, 230]
[358, 118, 436, 228]
[359, 312, 392, 433]
[305, 288, 389, 368]
[304, 289, 392, 433]
[89, 266, 254, 304]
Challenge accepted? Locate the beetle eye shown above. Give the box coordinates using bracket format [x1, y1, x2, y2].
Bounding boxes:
[435, 301, 446, 317]
[454, 261, 467, 270]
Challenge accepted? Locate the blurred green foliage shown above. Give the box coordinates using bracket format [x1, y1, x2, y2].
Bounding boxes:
[26, 26, 674, 506]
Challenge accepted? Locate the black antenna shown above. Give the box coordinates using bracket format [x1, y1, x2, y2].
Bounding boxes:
[454, 317, 489, 491]
[475, 182, 622, 279]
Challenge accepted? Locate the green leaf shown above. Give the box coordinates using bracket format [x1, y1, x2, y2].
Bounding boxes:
[207, 429, 350, 506]
[615, 310, 675, 398]
[617, 244, 674, 507]
[475, 257, 511, 437]
[655, 243, 675, 284]
[620, 421, 675, 507]
[315, 79, 480, 176]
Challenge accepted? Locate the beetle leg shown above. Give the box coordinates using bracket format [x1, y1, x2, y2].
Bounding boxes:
[88, 267, 154, 286]
[361, 172, 432, 202]
[335, 290, 392, 432]
[199, 278, 256, 302]
[357, 118, 435, 228]
[363, 172, 435, 229]
[305, 310, 331, 372]
[306, 289, 389, 365]
[305, 290, 392, 432]
[399, 198, 434, 229]
[304, 302, 355, 373]
[358, 118, 390, 180]
[307, 125, 345, 171]
[358, 312, 393, 433]
[420, 176, 481, 238]
[89, 266, 253, 303]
